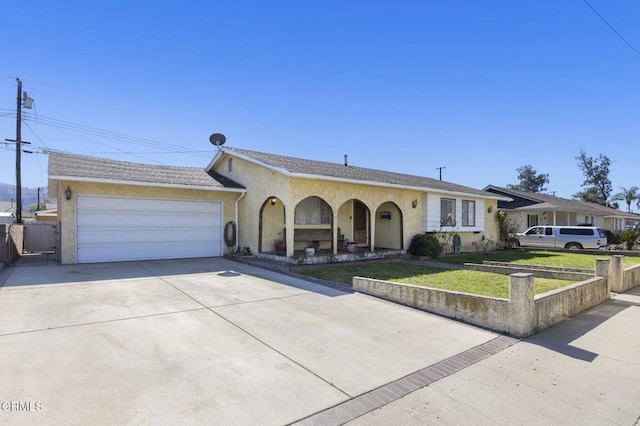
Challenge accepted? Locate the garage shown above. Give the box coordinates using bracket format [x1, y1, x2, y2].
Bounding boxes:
[77, 196, 222, 263]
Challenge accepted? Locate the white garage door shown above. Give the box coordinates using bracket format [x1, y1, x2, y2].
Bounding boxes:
[77, 196, 222, 263]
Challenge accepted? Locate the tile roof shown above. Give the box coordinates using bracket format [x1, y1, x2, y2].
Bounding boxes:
[223, 147, 498, 198]
[486, 186, 636, 218]
[48, 152, 245, 190]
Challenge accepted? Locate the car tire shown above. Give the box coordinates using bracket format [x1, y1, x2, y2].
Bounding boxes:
[566, 242, 583, 250]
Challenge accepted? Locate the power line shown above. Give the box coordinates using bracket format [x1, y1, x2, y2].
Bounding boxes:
[22, 120, 50, 150]
[4, 108, 216, 165]
[22, 112, 210, 157]
[582, 0, 640, 58]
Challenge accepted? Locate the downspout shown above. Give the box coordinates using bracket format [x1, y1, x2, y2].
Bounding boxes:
[234, 191, 246, 253]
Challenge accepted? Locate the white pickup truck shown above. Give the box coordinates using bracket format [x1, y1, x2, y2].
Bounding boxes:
[515, 226, 607, 250]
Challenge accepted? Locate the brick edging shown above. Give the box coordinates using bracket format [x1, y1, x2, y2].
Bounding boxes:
[290, 335, 519, 425]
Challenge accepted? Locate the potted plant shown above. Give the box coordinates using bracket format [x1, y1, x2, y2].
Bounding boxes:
[274, 239, 286, 252]
[345, 240, 358, 253]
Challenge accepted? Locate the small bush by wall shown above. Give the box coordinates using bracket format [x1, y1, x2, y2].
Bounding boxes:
[408, 233, 443, 258]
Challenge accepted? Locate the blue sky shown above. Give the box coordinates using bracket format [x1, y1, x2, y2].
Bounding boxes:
[1, 1, 639, 205]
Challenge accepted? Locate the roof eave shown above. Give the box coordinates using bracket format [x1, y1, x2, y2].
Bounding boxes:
[291, 172, 510, 200]
[48, 175, 247, 193]
[483, 185, 545, 202]
[221, 149, 509, 200]
[206, 149, 225, 171]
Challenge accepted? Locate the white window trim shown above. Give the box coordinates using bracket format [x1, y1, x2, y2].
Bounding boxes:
[423, 193, 484, 232]
[462, 200, 476, 227]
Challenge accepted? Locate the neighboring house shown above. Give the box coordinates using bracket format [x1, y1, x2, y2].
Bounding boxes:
[0, 212, 15, 225]
[484, 185, 636, 233]
[0, 201, 35, 222]
[34, 207, 58, 222]
[49, 148, 508, 264]
[627, 214, 640, 230]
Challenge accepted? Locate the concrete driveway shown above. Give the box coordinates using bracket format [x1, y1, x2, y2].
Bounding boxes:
[0, 258, 498, 425]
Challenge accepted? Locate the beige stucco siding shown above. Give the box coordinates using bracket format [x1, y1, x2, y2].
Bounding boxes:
[289, 177, 423, 253]
[212, 151, 502, 255]
[212, 153, 291, 252]
[214, 153, 423, 254]
[55, 180, 240, 264]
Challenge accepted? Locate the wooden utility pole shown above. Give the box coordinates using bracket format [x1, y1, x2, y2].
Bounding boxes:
[436, 166, 446, 181]
[15, 78, 23, 223]
[4, 79, 32, 223]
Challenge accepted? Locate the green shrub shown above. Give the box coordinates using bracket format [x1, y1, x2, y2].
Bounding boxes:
[619, 230, 640, 250]
[496, 210, 520, 249]
[408, 233, 443, 258]
[604, 230, 622, 245]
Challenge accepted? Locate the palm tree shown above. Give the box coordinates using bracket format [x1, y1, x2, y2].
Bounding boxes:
[610, 186, 640, 212]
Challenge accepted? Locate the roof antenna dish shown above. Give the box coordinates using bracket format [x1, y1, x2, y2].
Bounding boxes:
[209, 133, 226, 147]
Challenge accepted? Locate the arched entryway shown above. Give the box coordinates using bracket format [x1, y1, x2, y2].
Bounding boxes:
[258, 196, 286, 253]
[375, 202, 403, 249]
[293, 196, 335, 253]
[337, 199, 371, 247]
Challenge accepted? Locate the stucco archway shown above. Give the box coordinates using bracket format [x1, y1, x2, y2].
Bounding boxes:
[259, 196, 286, 253]
[337, 199, 371, 247]
[375, 202, 403, 249]
[292, 196, 335, 252]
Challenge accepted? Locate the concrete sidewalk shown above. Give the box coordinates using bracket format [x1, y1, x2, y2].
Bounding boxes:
[343, 286, 640, 425]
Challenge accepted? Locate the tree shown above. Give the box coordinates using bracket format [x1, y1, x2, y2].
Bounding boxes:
[28, 198, 53, 213]
[610, 186, 640, 212]
[573, 150, 612, 206]
[495, 210, 521, 249]
[506, 165, 550, 193]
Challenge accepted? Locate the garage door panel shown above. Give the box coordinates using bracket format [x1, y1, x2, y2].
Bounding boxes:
[77, 227, 220, 245]
[78, 241, 220, 263]
[78, 196, 219, 211]
[76, 196, 222, 263]
[78, 212, 221, 228]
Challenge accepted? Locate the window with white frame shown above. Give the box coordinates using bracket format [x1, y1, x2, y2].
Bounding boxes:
[461, 200, 476, 227]
[440, 198, 456, 226]
[527, 214, 538, 227]
[295, 197, 331, 225]
[615, 218, 623, 231]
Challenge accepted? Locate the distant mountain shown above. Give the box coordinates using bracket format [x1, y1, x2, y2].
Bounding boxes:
[0, 183, 51, 207]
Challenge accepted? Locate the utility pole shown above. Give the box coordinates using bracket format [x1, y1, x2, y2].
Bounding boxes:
[15, 79, 23, 223]
[4, 78, 32, 223]
[436, 166, 446, 181]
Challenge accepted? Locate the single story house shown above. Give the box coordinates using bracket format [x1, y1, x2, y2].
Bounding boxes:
[484, 185, 637, 233]
[48, 148, 509, 264]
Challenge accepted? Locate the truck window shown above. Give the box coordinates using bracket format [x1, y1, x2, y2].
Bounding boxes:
[545, 228, 553, 235]
[526, 227, 542, 235]
[559, 228, 594, 236]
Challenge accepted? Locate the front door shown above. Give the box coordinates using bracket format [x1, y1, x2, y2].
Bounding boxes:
[353, 201, 368, 244]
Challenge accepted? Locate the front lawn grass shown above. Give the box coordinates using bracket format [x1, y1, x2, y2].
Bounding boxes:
[299, 261, 570, 298]
[433, 250, 640, 269]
